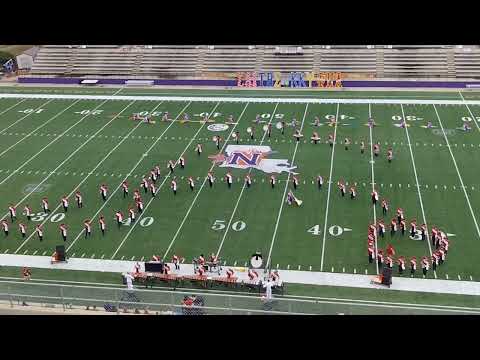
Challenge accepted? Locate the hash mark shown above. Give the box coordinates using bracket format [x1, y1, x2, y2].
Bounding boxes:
[458, 275, 461, 280]
[131, 256, 135, 261]
[287, 264, 290, 269]
[32, 250, 38, 255]
[81, 253, 85, 258]
[276, 264, 279, 269]
[121, 256, 125, 260]
[331, 266, 334, 272]
[4, 249, 8, 254]
[23, 250, 28, 255]
[298, 265, 301, 270]
[354, 268, 356, 274]
[309, 266, 312, 271]
[446, 274, 449, 279]
[42, 251, 46, 256]
[101, 254, 105, 259]
[470, 275, 473, 281]
[71, 253, 76, 257]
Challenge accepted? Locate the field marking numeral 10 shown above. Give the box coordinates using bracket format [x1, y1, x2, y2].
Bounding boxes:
[260, 113, 284, 119]
[18, 108, 44, 114]
[325, 114, 351, 120]
[211, 219, 246, 232]
[122, 217, 154, 227]
[75, 109, 104, 115]
[462, 116, 480, 122]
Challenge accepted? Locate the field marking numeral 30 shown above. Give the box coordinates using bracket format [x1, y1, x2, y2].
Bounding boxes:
[31, 212, 65, 223]
[212, 219, 246, 232]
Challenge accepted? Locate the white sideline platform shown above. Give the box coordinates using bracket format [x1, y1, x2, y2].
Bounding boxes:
[1, 254, 480, 297]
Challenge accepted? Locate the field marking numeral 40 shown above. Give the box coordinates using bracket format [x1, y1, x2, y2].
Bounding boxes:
[212, 219, 246, 232]
[18, 108, 44, 114]
[122, 217, 154, 227]
[307, 225, 348, 236]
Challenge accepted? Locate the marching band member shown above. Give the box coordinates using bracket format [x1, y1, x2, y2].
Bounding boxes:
[313, 116, 321, 127]
[36, 224, 43, 242]
[133, 262, 141, 274]
[463, 122, 472, 132]
[271, 270, 281, 286]
[397, 208, 404, 224]
[368, 245, 375, 263]
[42, 197, 50, 213]
[360, 140, 365, 154]
[133, 189, 141, 202]
[267, 123, 272, 138]
[155, 165, 161, 178]
[270, 175, 276, 189]
[410, 219, 417, 238]
[75, 191, 83, 208]
[61, 196, 69, 213]
[377, 249, 384, 269]
[431, 226, 438, 248]
[292, 176, 299, 190]
[369, 223, 376, 235]
[438, 247, 446, 264]
[227, 114, 234, 124]
[373, 142, 380, 157]
[172, 254, 181, 270]
[171, 178, 178, 195]
[381, 198, 389, 215]
[250, 126, 255, 140]
[254, 114, 261, 124]
[188, 177, 195, 191]
[128, 207, 136, 223]
[317, 175, 324, 189]
[387, 148, 393, 163]
[8, 204, 16, 222]
[150, 169, 157, 184]
[245, 174, 252, 188]
[398, 256, 406, 275]
[420, 223, 427, 241]
[338, 181, 346, 197]
[84, 220, 92, 238]
[196, 143, 202, 156]
[163, 263, 171, 275]
[198, 254, 205, 265]
[99, 216, 106, 236]
[208, 172, 215, 188]
[59, 223, 67, 242]
[385, 256, 393, 269]
[378, 220, 386, 238]
[293, 129, 303, 142]
[121, 181, 129, 199]
[136, 198, 144, 213]
[1, 220, 8, 237]
[183, 113, 190, 122]
[421, 256, 430, 278]
[368, 118, 376, 128]
[23, 204, 32, 221]
[168, 160, 175, 173]
[216, 136, 222, 149]
[390, 218, 397, 236]
[311, 131, 320, 144]
[371, 189, 379, 205]
[410, 257, 417, 277]
[149, 182, 156, 197]
[162, 112, 169, 122]
[197, 265, 205, 276]
[235, 130, 240, 144]
[152, 255, 161, 262]
[99, 184, 108, 202]
[179, 156, 185, 169]
[115, 211, 124, 228]
[248, 269, 260, 284]
[400, 219, 406, 236]
[328, 116, 336, 126]
[141, 177, 149, 194]
[18, 222, 26, 238]
[368, 232, 375, 245]
[426, 121, 433, 128]
[386, 244, 396, 257]
[432, 252, 439, 271]
[328, 133, 334, 147]
[286, 190, 294, 205]
[226, 268, 235, 279]
[344, 137, 351, 150]
[281, 120, 285, 135]
[225, 172, 233, 189]
[441, 238, 449, 254]
[350, 184, 357, 200]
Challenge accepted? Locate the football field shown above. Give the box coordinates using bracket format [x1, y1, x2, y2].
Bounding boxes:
[1, 86, 480, 285]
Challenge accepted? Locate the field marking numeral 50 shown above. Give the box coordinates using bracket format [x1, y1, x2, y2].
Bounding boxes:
[212, 219, 246, 232]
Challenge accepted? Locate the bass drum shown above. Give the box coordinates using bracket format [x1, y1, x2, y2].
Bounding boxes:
[250, 252, 263, 269]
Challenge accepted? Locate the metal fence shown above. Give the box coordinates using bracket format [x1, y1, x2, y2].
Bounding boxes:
[0, 280, 477, 315]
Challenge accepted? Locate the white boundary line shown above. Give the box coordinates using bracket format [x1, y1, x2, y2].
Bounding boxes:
[214, 102, 280, 257]
[110, 101, 229, 259]
[0, 99, 82, 159]
[4, 92, 480, 105]
[320, 103, 340, 271]
[13, 101, 137, 253]
[400, 104, 436, 278]
[265, 104, 309, 271]
[157, 102, 252, 260]
[368, 103, 379, 275]
[433, 104, 480, 240]
[459, 91, 480, 134]
[65, 101, 191, 252]
[0, 98, 27, 129]
[0, 99, 52, 135]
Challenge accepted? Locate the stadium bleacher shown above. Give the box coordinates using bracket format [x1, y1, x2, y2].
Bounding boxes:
[27, 45, 480, 79]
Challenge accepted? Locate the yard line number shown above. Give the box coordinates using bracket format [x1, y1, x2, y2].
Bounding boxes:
[211, 219, 246, 232]
[392, 115, 421, 121]
[461, 116, 480, 122]
[74, 109, 104, 115]
[31, 212, 65, 222]
[325, 114, 353, 120]
[134, 111, 164, 117]
[307, 225, 347, 236]
[18, 108, 45, 114]
[122, 217, 154, 227]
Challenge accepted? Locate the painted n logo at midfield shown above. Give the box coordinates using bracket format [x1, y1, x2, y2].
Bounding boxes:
[228, 152, 262, 166]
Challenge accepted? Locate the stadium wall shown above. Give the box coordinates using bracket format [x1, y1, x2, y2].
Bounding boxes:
[16, 76, 480, 88]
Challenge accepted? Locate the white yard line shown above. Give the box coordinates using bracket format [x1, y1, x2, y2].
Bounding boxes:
[400, 104, 436, 278]
[0, 99, 51, 135]
[320, 103, 340, 271]
[4, 92, 480, 105]
[65, 101, 191, 252]
[0, 99, 82, 159]
[0, 98, 27, 126]
[155, 103, 252, 261]
[214, 102, 280, 257]
[368, 103, 379, 275]
[433, 104, 480, 239]
[0, 98, 123, 188]
[111, 101, 229, 259]
[458, 90, 480, 134]
[13, 101, 137, 253]
[265, 104, 309, 271]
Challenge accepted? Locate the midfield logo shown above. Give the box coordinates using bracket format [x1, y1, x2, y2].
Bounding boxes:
[208, 145, 297, 174]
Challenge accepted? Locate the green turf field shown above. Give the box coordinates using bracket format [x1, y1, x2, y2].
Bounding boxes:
[0, 86, 480, 289]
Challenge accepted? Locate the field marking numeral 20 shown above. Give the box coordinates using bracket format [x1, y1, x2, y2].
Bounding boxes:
[122, 217, 154, 227]
[211, 219, 246, 232]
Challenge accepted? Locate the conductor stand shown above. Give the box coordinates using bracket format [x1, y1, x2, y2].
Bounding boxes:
[51, 245, 68, 264]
